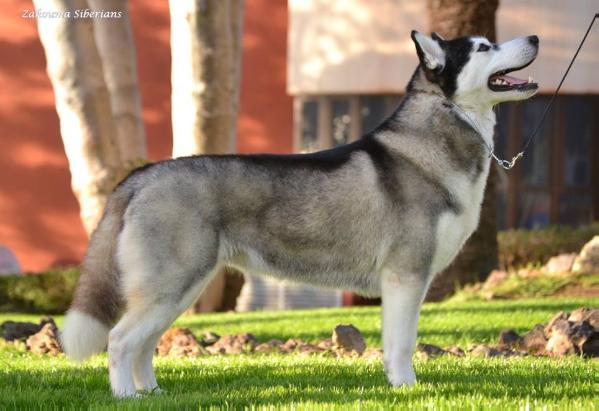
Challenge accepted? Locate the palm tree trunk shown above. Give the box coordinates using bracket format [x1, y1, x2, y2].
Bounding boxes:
[425, 0, 500, 301]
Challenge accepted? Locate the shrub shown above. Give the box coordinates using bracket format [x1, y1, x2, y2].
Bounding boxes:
[498, 223, 599, 270]
[0, 267, 80, 314]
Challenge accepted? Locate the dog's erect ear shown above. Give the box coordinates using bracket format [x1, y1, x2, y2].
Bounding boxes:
[411, 30, 445, 73]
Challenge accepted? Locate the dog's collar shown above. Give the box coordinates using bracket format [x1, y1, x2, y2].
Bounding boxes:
[415, 89, 524, 170]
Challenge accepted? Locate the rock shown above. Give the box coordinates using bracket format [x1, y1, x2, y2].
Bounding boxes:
[485, 270, 508, 287]
[470, 344, 501, 358]
[206, 333, 257, 355]
[445, 346, 465, 357]
[569, 321, 595, 352]
[157, 327, 206, 357]
[546, 329, 577, 356]
[1, 321, 41, 341]
[26, 321, 61, 355]
[580, 332, 599, 357]
[522, 324, 548, 353]
[544, 311, 570, 337]
[362, 348, 383, 360]
[332, 324, 366, 355]
[254, 339, 283, 354]
[416, 343, 446, 360]
[568, 307, 599, 330]
[544, 253, 577, 274]
[317, 338, 334, 350]
[297, 343, 323, 356]
[280, 338, 304, 353]
[498, 329, 523, 348]
[1, 316, 56, 342]
[200, 331, 220, 346]
[572, 236, 599, 274]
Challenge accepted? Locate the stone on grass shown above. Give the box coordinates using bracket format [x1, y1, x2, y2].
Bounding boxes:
[297, 343, 324, 357]
[280, 338, 304, 353]
[568, 307, 599, 330]
[1, 321, 41, 341]
[317, 338, 334, 350]
[544, 312, 569, 337]
[470, 344, 501, 358]
[544, 253, 577, 274]
[416, 343, 446, 360]
[362, 348, 383, 360]
[200, 331, 220, 347]
[254, 339, 283, 354]
[522, 324, 548, 353]
[572, 235, 599, 274]
[26, 320, 61, 356]
[332, 324, 366, 355]
[445, 346, 465, 357]
[157, 327, 207, 357]
[580, 332, 599, 357]
[498, 329, 523, 349]
[206, 333, 257, 355]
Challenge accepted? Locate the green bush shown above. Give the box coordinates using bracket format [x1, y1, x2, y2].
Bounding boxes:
[498, 223, 599, 270]
[0, 267, 79, 314]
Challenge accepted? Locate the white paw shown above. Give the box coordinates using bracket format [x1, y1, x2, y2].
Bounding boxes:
[112, 389, 139, 398]
[386, 365, 417, 387]
[134, 387, 165, 396]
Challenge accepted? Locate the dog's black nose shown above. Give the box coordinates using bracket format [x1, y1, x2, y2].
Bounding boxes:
[528, 35, 539, 46]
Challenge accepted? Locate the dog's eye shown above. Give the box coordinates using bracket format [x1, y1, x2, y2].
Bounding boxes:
[477, 44, 491, 52]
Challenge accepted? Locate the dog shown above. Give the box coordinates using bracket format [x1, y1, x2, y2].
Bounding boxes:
[60, 30, 539, 397]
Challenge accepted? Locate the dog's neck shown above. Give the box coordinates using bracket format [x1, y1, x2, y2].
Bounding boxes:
[407, 70, 496, 150]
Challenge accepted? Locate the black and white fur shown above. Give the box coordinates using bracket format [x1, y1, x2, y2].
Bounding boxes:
[61, 31, 539, 396]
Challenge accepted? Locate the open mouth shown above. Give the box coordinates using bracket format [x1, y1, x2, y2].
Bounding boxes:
[488, 64, 538, 92]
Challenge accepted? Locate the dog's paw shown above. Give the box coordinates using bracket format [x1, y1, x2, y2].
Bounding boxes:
[386, 365, 417, 387]
[150, 387, 166, 395]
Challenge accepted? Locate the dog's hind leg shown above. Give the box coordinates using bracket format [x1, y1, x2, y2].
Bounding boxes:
[108, 300, 180, 397]
[381, 270, 429, 387]
[132, 331, 162, 392]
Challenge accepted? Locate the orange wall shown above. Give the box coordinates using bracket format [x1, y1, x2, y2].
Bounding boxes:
[0, 0, 293, 271]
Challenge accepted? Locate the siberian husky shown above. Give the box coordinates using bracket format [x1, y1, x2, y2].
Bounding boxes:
[61, 31, 539, 396]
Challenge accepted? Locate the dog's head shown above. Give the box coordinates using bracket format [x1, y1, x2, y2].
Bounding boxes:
[410, 31, 539, 106]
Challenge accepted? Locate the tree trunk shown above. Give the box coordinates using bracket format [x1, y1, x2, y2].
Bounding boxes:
[34, 0, 126, 235]
[87, 0, 147, 167]
[425, 0, 500, 301]
[169, 0, 245, 312]
[170, 0, 243, 157]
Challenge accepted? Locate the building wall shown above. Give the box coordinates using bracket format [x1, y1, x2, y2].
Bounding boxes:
[288, 0, 599, 94]
[0, 0, 292, 272]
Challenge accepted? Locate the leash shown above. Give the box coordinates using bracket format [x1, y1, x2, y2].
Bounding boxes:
[453, 13, 598, 170]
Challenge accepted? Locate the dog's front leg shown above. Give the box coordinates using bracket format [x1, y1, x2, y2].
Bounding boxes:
[381, 270, 428, 387]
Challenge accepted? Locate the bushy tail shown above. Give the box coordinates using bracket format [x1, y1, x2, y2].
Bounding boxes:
[60, 188, 132, 361]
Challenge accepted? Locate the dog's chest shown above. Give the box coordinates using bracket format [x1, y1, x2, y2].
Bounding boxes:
[429, 162, 490, 275]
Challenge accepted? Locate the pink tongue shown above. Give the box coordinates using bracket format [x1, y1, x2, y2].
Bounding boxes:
[501, 74, 527, 85]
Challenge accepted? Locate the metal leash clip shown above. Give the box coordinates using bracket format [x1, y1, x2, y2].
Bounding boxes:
[492, 151, 523, 170]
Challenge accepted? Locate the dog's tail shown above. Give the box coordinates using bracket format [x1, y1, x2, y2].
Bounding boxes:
[60, 187, 132, 361]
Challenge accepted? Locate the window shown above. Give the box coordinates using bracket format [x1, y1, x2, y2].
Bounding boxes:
[294, 95, 400, 152]
[296, 94, 598, 228]
[494, 94, 598, 228]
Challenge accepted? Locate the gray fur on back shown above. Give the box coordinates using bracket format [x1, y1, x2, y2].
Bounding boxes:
[114, 67, 488, 300]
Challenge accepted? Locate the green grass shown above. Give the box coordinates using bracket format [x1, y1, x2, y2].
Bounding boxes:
[1, 298, 598, 409]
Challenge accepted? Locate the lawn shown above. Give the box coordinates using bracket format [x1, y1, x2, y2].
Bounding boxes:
[1, 297, 597, 409]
